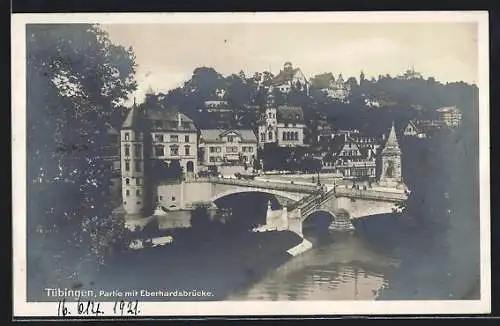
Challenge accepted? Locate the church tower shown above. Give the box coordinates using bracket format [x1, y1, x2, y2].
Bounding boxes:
[120, 102, 146, 215]
[379, 121, 403, 187]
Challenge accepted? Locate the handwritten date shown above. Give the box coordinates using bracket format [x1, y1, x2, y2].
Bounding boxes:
[57, 298, 140, 317]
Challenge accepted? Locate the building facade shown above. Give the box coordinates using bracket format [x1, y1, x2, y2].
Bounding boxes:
[403, 119, 447, 138]
[199, 129, 258, 168]
[320, 133, 378, 180]
[120, 104, 198, 215]
[437, 106, 462, 128]
[272, 62, 309, 94]
[258, 97, 306, 148]
[322, 74, 351, 102]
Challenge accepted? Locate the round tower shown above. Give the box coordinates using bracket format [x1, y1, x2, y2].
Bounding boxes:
[121, 106, 146, 216]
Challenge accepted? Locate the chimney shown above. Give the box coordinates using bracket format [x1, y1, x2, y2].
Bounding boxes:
[178, 112, 182, 128]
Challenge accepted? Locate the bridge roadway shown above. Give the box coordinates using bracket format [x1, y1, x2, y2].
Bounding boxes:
[188, 176, 320, 194]
[180, 176, 409, 237]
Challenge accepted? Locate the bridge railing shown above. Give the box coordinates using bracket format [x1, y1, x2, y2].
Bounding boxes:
[286, 191, 321, 211]
[334, 187, 408, 201]
[299, 188, 337, 217]
[194, 177, 319, 194]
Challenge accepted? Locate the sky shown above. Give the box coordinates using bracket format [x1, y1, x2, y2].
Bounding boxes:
[101, 22, 478, 105]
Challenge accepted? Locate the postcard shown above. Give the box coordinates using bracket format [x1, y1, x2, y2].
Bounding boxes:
[12, 11, 490, 317]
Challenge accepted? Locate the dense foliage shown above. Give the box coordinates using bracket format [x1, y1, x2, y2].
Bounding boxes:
[27, 24, 138, 283]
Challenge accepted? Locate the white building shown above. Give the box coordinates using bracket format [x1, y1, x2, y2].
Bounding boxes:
[272, 61, 309, 94]
[199, 129, 258, 167]
[258, 102, 306, 148]
[120, 104, 198, 215]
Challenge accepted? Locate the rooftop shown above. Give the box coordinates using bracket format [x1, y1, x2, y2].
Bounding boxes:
[276, 105, 305, 124]
[122, 105, 197, 132]
[200, 129, 257, 143]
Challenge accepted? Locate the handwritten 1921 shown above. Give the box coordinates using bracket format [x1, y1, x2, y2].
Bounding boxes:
[57, 298, 141, 317]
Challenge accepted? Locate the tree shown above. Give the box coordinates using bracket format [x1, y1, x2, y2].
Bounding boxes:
[26, 24, 137, 281]
[167, 159, 183, 180]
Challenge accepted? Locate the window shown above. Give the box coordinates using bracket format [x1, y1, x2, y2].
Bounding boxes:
[210, 147, 216, 153]
[136, 178, 141, 185]
[268, 131, 273, 140]
[135, 159, 141, 172]
[184, 145, 190, 156]
[134, 144, 142, 157]
[282, 132, 286, 141]
[249, 147, 253, 153]
[260, 133, 266, 142]
[155, 134, 164, 142]
[136, 189, 141, 196]
[159, 196, 163, 201]
[227, 136, 234, 142]
[137, 201, 141, 205]
[185, 135, 190, 143]
[126, 189, 130, 196]
[124, 132, 130, 141]
[125, 160, 130, 171]
[209, 157, 216, 162]
[155, 145, 164, 157]
[170, 135, 179, 142]
[125, 178, 130, 185]
[170, 145, 179, 156]
[171, 196, 176, 201]
[124, 145, 130, 157]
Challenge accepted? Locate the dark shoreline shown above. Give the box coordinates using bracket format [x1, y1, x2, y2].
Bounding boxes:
[28, 229, 303, 302]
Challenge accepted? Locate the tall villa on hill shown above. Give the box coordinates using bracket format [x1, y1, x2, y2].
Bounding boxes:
[120, 104, 198, 215]
[436, 105, 462, 128]
[324, 73, 351, 103]
[257, 90, 306, 148]
[272, 62, 309, 94]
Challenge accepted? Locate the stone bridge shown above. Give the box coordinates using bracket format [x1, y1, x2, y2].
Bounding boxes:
[161, 177, 408, 238]
[157, 177, 319, 211]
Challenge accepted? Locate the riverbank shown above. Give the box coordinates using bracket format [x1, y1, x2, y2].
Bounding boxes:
[28, 229, 303, 302]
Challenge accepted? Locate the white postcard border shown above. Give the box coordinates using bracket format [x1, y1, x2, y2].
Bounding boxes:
[11, 11, 491, 317]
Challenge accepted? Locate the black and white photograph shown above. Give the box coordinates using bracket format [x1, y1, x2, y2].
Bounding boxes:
[12, 11, 490, 317]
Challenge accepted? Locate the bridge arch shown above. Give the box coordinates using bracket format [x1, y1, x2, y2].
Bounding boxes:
[211, 189, 301, 203]
[301, 208, 351, 222]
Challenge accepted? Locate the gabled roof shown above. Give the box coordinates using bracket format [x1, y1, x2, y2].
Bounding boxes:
[200, 129, 257, 143]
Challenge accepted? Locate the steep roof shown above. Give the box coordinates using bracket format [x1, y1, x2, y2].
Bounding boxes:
[381, 122, 401, 155]
[276, 105, 304, 124]
[122, 105, 139, 129]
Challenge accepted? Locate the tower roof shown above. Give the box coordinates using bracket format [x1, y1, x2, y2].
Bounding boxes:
[122, 104, 139, 129]
[382, 122, 401, 155]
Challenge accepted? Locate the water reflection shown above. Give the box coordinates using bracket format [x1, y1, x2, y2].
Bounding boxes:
[228, 231, 400, 301]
